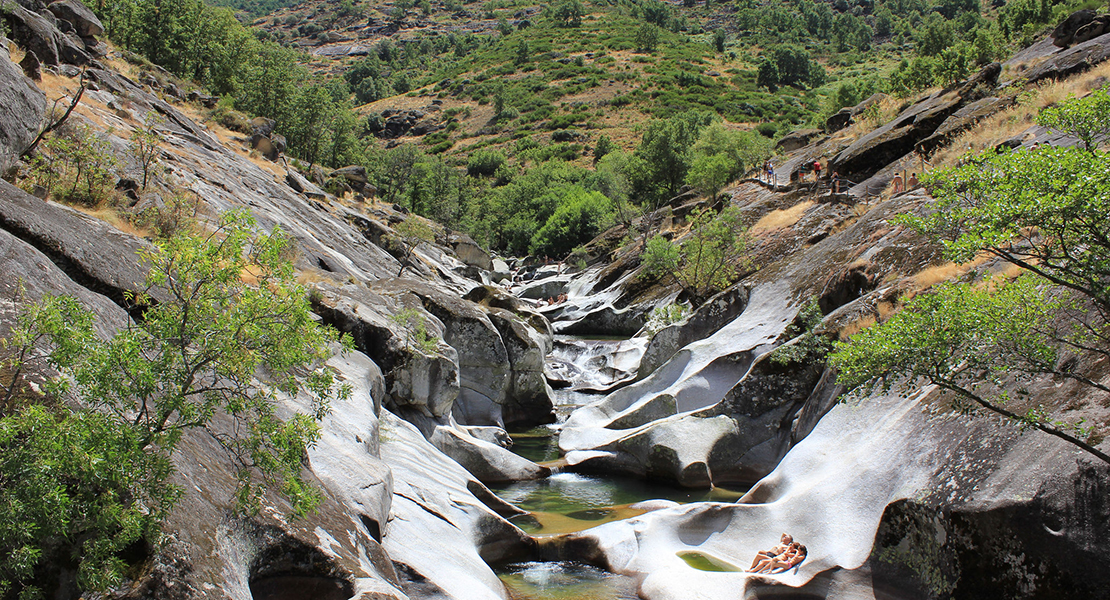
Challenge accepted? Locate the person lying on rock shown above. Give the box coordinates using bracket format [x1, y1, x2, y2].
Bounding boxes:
[748, 542, 807, 574]
[748, 534, 792, 571]
[755, 543, 808, 574]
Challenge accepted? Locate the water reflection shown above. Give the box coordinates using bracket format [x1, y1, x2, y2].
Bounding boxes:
[489, 471, 746, 535]
[499, 561, 640, 600]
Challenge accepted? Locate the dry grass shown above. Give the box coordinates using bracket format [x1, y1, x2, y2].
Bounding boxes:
[750, 200, 815, 235]
[70, 205, 149, 238]
[828, 91, 931, 146]
[837, 315, 877, 340]
[929, 60, 1110, 170]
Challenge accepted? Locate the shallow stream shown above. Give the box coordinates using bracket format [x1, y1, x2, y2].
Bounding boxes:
[491, 353, 748, 599]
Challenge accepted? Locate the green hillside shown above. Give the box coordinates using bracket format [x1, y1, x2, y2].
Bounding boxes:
[89, 0, 1094, 256]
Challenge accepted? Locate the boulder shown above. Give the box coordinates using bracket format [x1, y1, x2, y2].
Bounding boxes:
[637, 285, 750, 380]
[250, 116, 276, 138]
[270, 132, 286, 154]
[0, 47, 44, 174]
[250, 133, 279, 160]
[430, 424, 550, 483]
[551, 377, 1110, 600]
[915, 96, 1014, 156]
[1073, 14, 1110, 44]
[1025, 31, 1110, 84]
[1052, 8, 1098, 48]
[307, 283, 461, 427]
[0, 181, 154, 308]
[332, 164, 368, 184]
[286, 170, 328, 199]
[450, 232, 494, 271]
[380, 412, 535, 599]
[57, 31, 89, 65]
[488, 308, 556, 428]
[3, 3, 63, 65]
[18, 49, 41, 81]
[824, 93, 888, 133]
[47, 0, 103, 38]
[775, 128, 822, 152]
[829, 67, 996, 182]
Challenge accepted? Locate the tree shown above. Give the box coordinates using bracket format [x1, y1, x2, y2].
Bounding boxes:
[129, 114, 164, 190]
[552, 0, 583, 27]
[593, 134, 615, 163]
[635, 23, 661, 53]
[757, 58, 780, 90]
[0, 211, 349, 597]
[514, 39, 531, 65]
[830, 91, 1110, 465]
[390, 217, 437, 276]
[829, 277, 1109, 464]
[1037, 88, 1110, 153]
[529, 187, 612, 257]
[686, 153, 732, 202]
[633, 111, 714, 206]
[641, 206, 750, 303]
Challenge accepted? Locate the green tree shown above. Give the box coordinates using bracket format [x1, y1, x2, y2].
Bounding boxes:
[829, 277, 1109, 464]
[635, 23, 661, 53]
[757, 58, 780, 90]
[391, 217, 437, 276]
[529, 188, 612, 257]
[593, 134, 616, 163]
[129, 115, 164, 190]
[686, 153, 732, 202]
[641, 206, 749, 303]
[25, 125, 118, 207]
[632, 111, 714, 207]
[917, 14, 953, 56]
[831, 92, 1110, 465]
[0, 211, 349, 597]
[552, 0, 584, 27]
[1036, 88, 1110, 153]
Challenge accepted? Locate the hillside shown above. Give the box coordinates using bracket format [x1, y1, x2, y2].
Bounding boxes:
[8, 0, 1088, 262]
[2, 1, 1110, 600]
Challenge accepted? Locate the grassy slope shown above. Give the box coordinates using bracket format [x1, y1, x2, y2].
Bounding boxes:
[247, 0, 911, 165]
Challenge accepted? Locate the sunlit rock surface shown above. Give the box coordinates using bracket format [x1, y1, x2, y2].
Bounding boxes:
[557, 387, 1110, 599]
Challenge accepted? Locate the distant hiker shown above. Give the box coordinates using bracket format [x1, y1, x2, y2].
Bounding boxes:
[891, 173, 904, 194]
[907, 173, 919, 189]
[767, 162, 776, 190]
[812, 160, 821, 181]
[831, 171, 840, 194]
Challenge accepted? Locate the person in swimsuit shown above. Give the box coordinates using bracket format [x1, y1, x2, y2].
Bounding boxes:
[763, 544, 807, 574]
[748, 534, 792, 571]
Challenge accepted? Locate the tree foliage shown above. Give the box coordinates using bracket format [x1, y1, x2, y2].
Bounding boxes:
[829, 277, 1109, 463]
[642, 206, 749, 303]
[0, 211, 348, 598]
[831, 90, 1110, 465]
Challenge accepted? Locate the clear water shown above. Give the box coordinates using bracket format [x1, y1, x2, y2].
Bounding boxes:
[495, 336, 747, 599]
[500, 561, 640, 600]
[489, 471, 746, 536]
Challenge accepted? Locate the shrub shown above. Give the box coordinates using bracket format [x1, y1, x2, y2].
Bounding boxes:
[467, 149, 507, 177]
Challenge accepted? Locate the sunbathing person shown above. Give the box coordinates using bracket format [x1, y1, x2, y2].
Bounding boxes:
[748, 542, 796, 573]
[759, 543, 807, 574]
[748, 534, 793, 571]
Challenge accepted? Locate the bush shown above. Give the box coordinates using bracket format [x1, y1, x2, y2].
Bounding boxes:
[529, 187, 613, 256]
[24, 125, 118, 207]
[467, 149, 507, 177]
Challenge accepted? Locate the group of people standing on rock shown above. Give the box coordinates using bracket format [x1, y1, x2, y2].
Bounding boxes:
[748, 534, 807, 574]
[889, 172, 918, 194]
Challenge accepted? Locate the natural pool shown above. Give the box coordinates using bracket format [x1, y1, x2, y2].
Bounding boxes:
[491, 426, 748, 599]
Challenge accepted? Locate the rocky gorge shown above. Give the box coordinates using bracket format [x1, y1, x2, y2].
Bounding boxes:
[1, 4, 1110, 600]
